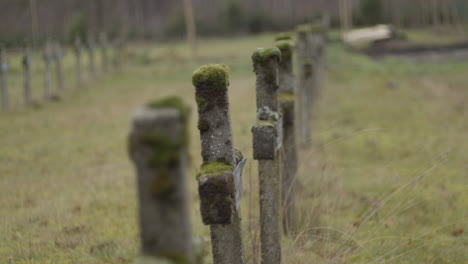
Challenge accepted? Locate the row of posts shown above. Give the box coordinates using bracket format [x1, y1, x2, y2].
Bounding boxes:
[0, 33, 124, 110]
[128, 22, 326, 264]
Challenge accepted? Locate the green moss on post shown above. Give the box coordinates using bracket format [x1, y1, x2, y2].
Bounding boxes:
[252, 47, 281, 66]
[192, 64, 229, 91]
[274, 32, 292, 41]
[147, 96, 190, 124]
[275, 40, 294, 62]
[196, 161, 234, 179]
[278, 92, 294, 101]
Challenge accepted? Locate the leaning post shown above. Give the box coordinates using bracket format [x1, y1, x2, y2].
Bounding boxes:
[252, 48, 283, 264]
[99, 32, 108, 73]
[296, 24, 314, 146]
[23, 46, 32, 104]
[0, 47, 8, 109]
[74, 37, 83, 86]
[53, 43, 64, 91]
[275, 36, 299, 236]
[128, 96, 194, 263]
[192, 64, 246, 264]
[43, 43, 53, 100]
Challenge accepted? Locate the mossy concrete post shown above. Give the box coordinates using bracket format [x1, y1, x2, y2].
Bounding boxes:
[22, 47, 32, 104]
[192, 64, 245, 264]
[53, 43, 64, 91]
[128, 97, 194, 263]
[87, 35, 96, 78]
[74, 37, 83, 86]
[296, 25, 314, 146]
[99, 32, 108, 73]
[43, 44, 53, 100]
[0, 47, 8, 109]
[252, 48, 282, 264]
[275, 39, 298, 236]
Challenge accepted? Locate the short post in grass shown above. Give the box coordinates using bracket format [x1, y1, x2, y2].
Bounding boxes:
[74, 37, 83, 86]
[296, 24, 314, 146]
[128, 97, 194, 263]
[99, 32, 108, 73]
[86, 35, 96, 78]
[252, 48, 282, 264]
[192, 64, 246, 264]
[22, 46, 32, 104]
[53, 43, 64, 91]
[0, 47, 8, 109]
[112, 37, 123, 69]
[275, 37, 298, 236]
[43, 44, 53, 100]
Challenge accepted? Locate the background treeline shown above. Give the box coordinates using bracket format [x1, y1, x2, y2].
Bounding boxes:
[1, 0, 467, 48]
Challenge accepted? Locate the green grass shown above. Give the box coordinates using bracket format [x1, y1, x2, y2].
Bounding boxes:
[0, 32, 466, 263]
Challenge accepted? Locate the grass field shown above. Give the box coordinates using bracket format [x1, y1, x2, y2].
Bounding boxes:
[0, 32, 467, 263]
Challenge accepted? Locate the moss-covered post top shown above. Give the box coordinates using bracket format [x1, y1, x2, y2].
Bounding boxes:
[147, 96, 190, 125]
[274, 32, 292, 41]
[275, 40, 294, 63]
[192, 64, 229, 92]
[252, 47, 281, 66]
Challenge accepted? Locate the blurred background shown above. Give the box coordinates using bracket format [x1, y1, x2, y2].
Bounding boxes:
[1, 0, 468, 47]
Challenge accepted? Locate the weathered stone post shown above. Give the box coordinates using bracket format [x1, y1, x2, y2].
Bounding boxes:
[128, 96, 194, 263]
[275, 37, 298, 236]
[113, 38, 123, 69]
[252, 48, 282, 264]
[192, 64, 246, 264]
[53, 43, 64, 91]
[74, 37, 83, 86]
[86, 35, 96, 78]
[22, 47, 32, 104]
[99, 32, 108, 73]
[309, 24, 326, 96]
[296, 24, 314, 146]
[43, 44, 53, 100]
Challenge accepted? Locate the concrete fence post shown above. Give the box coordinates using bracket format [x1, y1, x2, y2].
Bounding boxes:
[128, 96, 194, 263]
[296, 24, 314, 146]
[1, 47, 9, 109]
[87, 35, 96, 79]
[310, 24, 326, 96]
[99, 32, 108, 73]
[275, 36, 299, 236]
[192, 64, 246, 264]
[251, 48, 282, 264]
[113, 38, 123, 69]
[53, 43, 64, 91]
[74, 37, 83, 86]
[43, 44, 53, 100]
[22, 47, 32, 104]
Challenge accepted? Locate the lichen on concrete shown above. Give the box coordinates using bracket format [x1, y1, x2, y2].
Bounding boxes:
[275, 40, 294, 62]
[192, 64, 229, 91]
[252, 47, 281, 65]
[147, 96, 190, 124]
[196, 161, 233, 179]
[274, 32, 292, 41]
